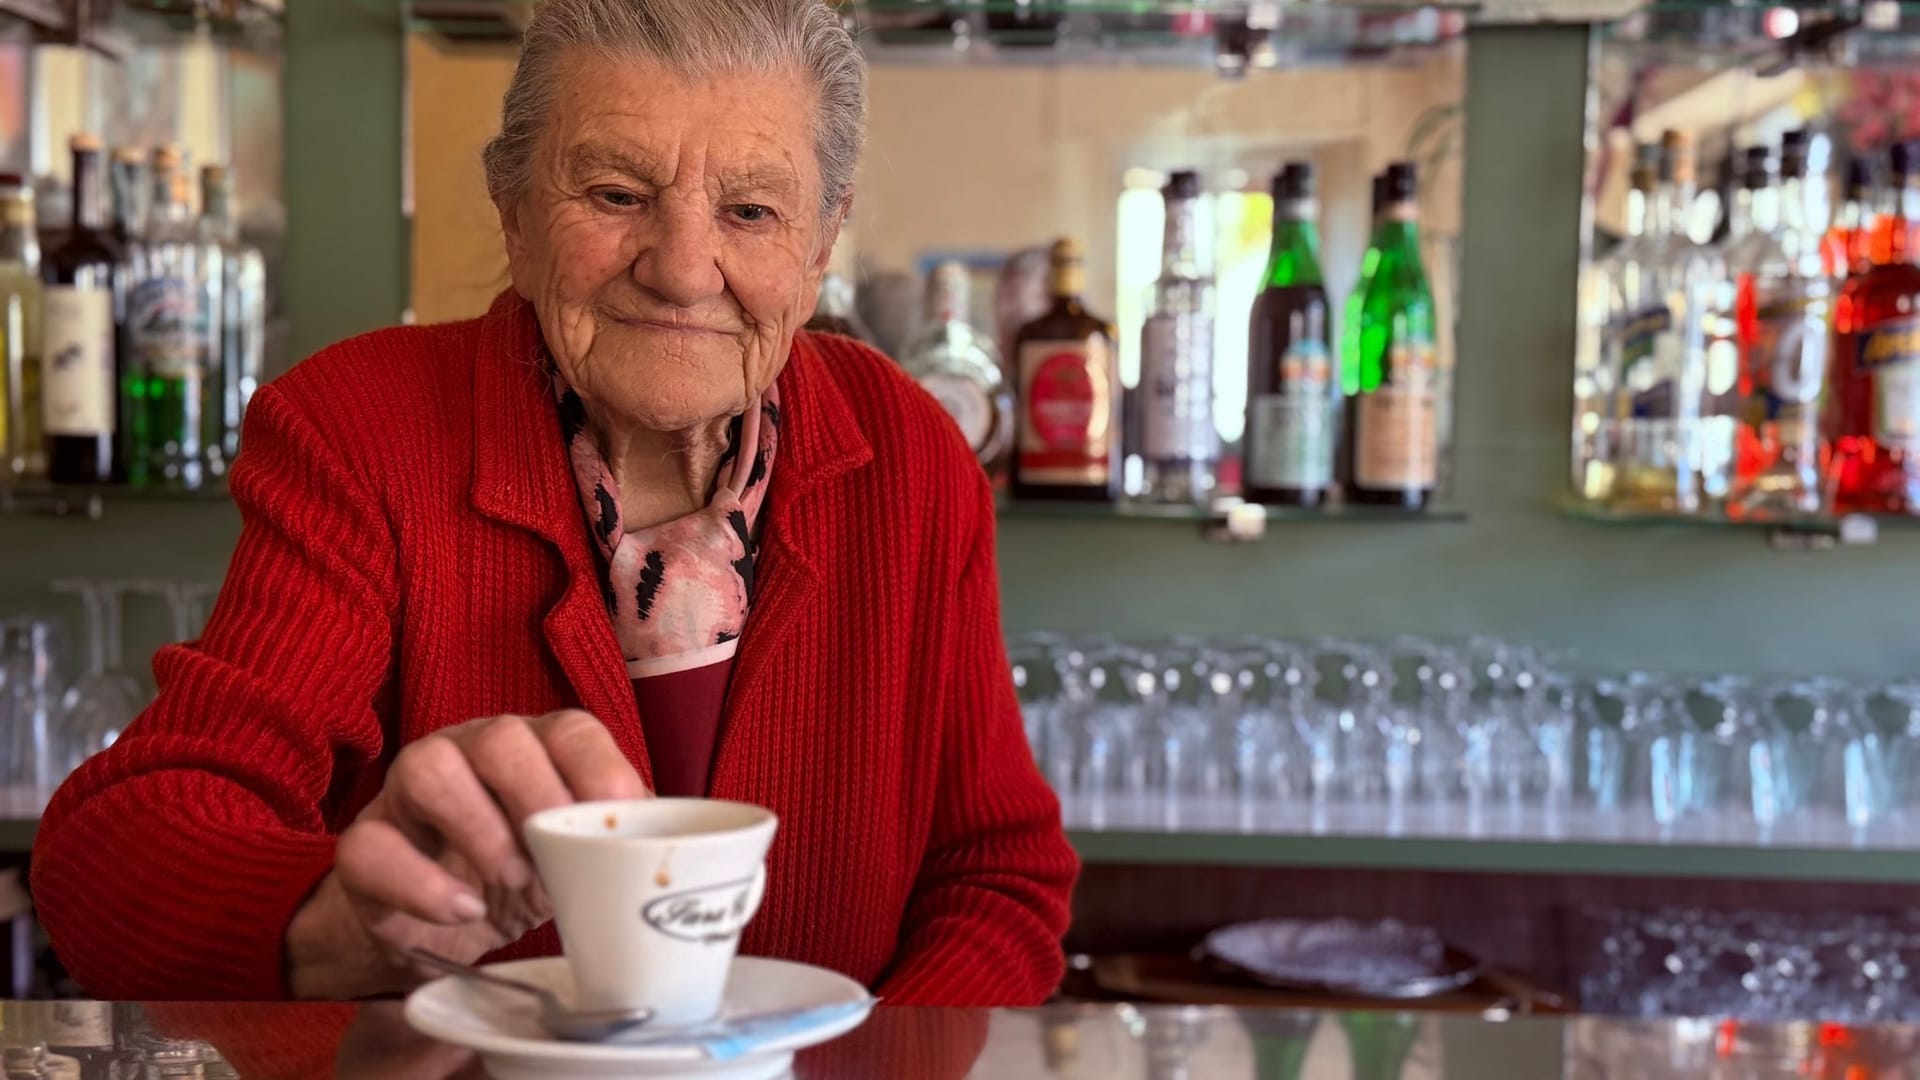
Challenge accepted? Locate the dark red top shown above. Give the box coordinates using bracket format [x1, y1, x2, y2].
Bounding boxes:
[31, 293, 1078, 1004]
[631, 660, 733, 797]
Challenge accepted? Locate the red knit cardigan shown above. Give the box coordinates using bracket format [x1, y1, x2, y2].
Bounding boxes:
[32, 293, 1078, 1004]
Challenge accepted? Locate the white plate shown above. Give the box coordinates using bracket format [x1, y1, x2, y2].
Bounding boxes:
[404, 955, 875, 1080]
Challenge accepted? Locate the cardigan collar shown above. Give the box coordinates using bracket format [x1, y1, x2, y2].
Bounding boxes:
[466, 290, 873, 770]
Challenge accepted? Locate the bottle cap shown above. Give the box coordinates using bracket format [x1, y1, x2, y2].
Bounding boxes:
[151, 145, 184, 171]
[201, 163, 229, 184]
[1891, 140, 1915, 180]
[1383, 161, 1417, 202]
[1273, 162, 1314, 201]
[70, 132, 103, 153]
[1661, 129, 1695, 185]
[1049, 237, 1082, 264]
[1163, 169, 1200, 200]
[1742, 146, 1773, 190]
[1846, 156, 1876, 198]
[112, 146, 145, 165]
[1369, 173, 1387, 215]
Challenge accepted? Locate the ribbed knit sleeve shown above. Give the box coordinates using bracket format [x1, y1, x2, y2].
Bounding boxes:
[32, 383, 397, 1001]
[874, 472, 1079, 1006]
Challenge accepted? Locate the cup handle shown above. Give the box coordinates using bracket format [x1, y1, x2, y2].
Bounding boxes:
[742, 864, 768, 924]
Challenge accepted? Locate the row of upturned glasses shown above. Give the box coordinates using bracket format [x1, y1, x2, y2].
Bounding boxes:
[0, 580, 216, 793]
[1010, 633, 1920, 844]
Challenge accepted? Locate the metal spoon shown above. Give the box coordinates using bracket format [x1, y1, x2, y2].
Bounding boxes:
[410, 947, 655, 1042]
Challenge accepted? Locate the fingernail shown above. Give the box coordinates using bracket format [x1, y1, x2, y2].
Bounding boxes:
[452, 892, 488, 921]
[500, 856, 533, 891]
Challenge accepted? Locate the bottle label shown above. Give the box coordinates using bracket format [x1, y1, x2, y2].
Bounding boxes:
[1018, 339, 1113, 484]
[1860, 317, 1920, 452]
[40, 1001, 113, 1047]
[128, 275, 208, 379]
[1246, 341, 1335, 490]
[1355, 344, 1438, 490]
[42, 286, 114, 438]
[1745, 292, 1829, 429]
[1139, 311, 1216, 463]
[919, 372, 995, 454]
[1608, 306, 1673, 418]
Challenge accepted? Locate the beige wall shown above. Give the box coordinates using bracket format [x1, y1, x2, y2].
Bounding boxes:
[407, 38, 1464, 329]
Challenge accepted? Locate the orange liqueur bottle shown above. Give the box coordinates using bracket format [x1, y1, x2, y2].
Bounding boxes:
[1832, 142, 1920, 514]
[1011, 238, 1120, 501]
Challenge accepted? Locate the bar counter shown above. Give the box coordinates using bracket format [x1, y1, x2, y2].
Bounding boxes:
[4, 998, 1917, 1078]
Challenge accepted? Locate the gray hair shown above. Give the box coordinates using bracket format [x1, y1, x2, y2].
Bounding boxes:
[482, 0, 866, 222]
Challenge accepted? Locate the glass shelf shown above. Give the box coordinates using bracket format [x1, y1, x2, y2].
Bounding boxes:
[0, 482, 231, 521]
[1562, 502, 1891, 547]
[999, 498, 1468, 523]
[1065, 797, 1920, 883]
[1603, 0, 1920, 66]
[0, 0, 282, 55]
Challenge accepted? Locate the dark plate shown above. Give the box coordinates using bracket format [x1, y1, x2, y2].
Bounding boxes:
[1200, 918, 1484, 1000]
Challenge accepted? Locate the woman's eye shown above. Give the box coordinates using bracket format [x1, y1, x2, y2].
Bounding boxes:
[595, 189, 642, 209]
[729, 204, 773, 224]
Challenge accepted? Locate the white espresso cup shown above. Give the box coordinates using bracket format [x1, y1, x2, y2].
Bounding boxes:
[523, 798, 777, 1025]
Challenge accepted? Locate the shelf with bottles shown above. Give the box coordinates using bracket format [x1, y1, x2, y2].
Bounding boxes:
[1605, 0, 1920, 68]
[862, 157, 1458, 534]
[1, 138, 271, 519]
[0, 0, 282, 57]
[845, 1, 1470, 69]
[1569, 54, 1920, 544]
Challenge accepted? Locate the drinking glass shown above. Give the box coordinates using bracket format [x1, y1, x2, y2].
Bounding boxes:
[0, 616, 67, 789]
[1308, 639, 1396, 803]
[49, 581, 146, 778]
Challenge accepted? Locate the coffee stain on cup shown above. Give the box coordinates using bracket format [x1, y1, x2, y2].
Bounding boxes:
[655, 845, 674, 888]
[604, 812, 618, 831]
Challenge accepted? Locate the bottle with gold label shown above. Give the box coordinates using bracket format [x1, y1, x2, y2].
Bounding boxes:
[1344, 162, 1439, 509]
[1011, 238, 1119, 501]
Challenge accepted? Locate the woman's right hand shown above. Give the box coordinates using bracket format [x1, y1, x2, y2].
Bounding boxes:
[285, 710, 649, 999]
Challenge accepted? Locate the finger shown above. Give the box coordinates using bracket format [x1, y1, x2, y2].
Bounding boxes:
[385, 735, 533, 891]
[530, 709, 651, 802]
[337, 819, 489, 926]
[446, 714, 576, 827]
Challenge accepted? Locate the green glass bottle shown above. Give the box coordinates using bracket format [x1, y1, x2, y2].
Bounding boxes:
[1244, 162, 1337, 507]
[1345, 162, 1439, 509]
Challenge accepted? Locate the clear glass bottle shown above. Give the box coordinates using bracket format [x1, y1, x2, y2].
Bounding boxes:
[124, 147, 211, 490]
[1728, 134, 1831, 517]
[1579, 143, 1659, 504]
[897, 260, 1013, 475]
[1611, 129, 1728, 514]
[805, 272, 875, 346]
[0, 174, 43, 480]
[108, 148, 147, 254]
[198, 164, 263, 475]
[1137, 170, 1217, 505]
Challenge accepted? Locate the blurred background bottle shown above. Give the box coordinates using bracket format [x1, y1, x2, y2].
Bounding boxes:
[898, 261, 1013, 475]
[1136, 170, 1218, 506]
[42, 136, 120, 487]
[123, 148, 210, 491]
[0, 175, 43, 481]
[1245, 162, 1336, 508]
[1345, 161, 1438, 509]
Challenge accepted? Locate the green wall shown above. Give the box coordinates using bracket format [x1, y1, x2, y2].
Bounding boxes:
[3, 23, 1917, 682]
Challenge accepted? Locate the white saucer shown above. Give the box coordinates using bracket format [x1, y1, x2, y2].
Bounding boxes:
[404, 955, 875, 1080]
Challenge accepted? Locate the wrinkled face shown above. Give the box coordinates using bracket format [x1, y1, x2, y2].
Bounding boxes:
[500, 51, 844, 435]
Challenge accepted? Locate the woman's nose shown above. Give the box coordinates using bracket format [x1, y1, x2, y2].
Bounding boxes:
[630, 200, 725, 308]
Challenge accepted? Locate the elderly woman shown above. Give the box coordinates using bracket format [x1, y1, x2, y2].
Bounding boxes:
[32, 0, 1076, 1004]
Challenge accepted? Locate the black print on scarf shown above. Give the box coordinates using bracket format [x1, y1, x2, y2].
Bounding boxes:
[635, 550, 667, 620]
[726, 509, 755, 599]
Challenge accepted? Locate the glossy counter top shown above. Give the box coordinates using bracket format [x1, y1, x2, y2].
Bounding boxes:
[2, 1000, 1917, 1079]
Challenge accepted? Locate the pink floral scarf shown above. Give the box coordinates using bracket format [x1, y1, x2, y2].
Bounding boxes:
[553, 377, 780, 678]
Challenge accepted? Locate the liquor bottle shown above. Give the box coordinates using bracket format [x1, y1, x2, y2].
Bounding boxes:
[1011, 237, 1119, 501]
[1345, 162, 1439, 508]
[1244, 162, 1336, 507]
[125, 147, 211, 490]
[1830, 141, 1920, 514]
[199, 164, 264, 473]
[1728, 135, 1831, 516]
[1578, 144, 1662, 504]
[1340, 173, 1388, 407]
[0, 175, 43, 480]
[1137, 170, 1217, 505]
[898, 260, 1013, 473]
[42, 135, 121, 486]
[1611, 129, 1727, 514]
[1824, 158, 1875, 279]
[108, 148, 147, 252]
[804, 272, 875, 345]
[986, 0, 1059, 46]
